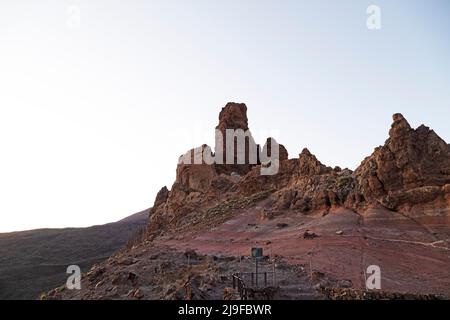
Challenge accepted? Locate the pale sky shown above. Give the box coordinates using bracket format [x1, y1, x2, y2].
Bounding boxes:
[1, 0, 449, 232]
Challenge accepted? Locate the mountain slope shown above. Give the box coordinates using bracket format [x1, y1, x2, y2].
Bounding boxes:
[0, 209, 148, 300]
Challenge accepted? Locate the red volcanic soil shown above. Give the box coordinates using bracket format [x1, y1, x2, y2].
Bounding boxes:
[155, 202, 450, 296]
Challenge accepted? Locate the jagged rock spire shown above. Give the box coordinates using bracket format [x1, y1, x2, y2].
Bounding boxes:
[214, 102, 256, 175]
[216, 102, 249, 132]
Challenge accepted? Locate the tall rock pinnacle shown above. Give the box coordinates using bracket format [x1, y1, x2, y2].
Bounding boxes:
[216, 102, 249, 132]
[214, 102, 256, 175]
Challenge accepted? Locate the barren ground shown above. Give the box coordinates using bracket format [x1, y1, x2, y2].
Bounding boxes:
[155, 201, 450, 296]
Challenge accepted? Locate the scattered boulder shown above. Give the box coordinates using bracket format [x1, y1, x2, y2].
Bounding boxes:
[303, 230, 319, 239]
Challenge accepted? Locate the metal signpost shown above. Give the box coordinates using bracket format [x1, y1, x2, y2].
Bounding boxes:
[251, 247, 263, 287]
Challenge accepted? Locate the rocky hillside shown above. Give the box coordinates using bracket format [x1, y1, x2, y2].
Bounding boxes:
[0, 210, 148, 299]
[149, 103, 450, 235]
[47, 103, 450, 300]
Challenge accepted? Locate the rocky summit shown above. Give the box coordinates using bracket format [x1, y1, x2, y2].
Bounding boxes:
[47, 103, 450, 300]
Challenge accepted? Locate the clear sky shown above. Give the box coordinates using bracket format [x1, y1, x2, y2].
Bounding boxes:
[0, 0, 449, 232]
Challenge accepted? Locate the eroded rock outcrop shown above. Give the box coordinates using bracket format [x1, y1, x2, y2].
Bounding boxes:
[149, 103, 293, 234]
[214, 102, 258, 175]
[149, 106, 450, 235]
[349, 113, 450, 214]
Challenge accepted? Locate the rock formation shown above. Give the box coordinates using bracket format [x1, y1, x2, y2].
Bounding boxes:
[47, 103, 450, 300]
[149, 103, 292, 234]
[149, 105, 450, 236]
[214, 102, 257, 175]
[350, 113, 450, 214]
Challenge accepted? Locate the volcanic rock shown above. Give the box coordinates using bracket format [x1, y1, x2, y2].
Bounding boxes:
[153, 186, 169, 209]
[261, 137, 289, 162]
[214, 102, 257, 175]
[216, 102, 249, 132]
[350, 113, 450, 214]
[149, 106, 450, 237]
[297, 148, 331, 176]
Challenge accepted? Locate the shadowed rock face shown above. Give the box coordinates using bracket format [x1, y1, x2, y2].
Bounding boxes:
[149, 105, 450, 236]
